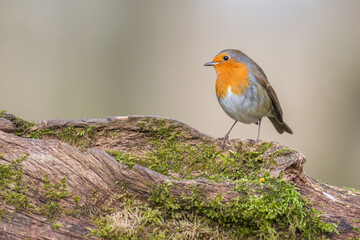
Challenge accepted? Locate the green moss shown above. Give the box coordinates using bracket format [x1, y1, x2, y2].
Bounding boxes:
[0, 115, 341, 238]
[107, 119, 279, 181]
[103, 128, 122, 139]
[51, 221, 64, 230]
[1, 155, 89, 231]
[270, 146, 294, 157]
[351, 219, 360, 239]
[95, 119, 339, 239]
[106, 150, 137, 169]
[88, 191, 235, 240]
[88, 179, 338, 239]
[138, 118, 176, 140]
[0, 154, 74, 226]
[0, 154, 31, 220]
[92, 189, 101, 196]
[38, 175, 72, 229]
[156, 180, 338, 239]
[0, 110, 97, 149]
[26, 126, 97, 149]
[0, 110, 35, 135]
[340, 186, 359, 192]
[73, 195, 81, 206]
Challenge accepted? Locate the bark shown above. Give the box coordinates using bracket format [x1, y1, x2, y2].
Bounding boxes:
[0, 115, 359, 239]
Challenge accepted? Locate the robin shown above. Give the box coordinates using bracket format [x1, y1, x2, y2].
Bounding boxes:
[204, 49, 292, 146]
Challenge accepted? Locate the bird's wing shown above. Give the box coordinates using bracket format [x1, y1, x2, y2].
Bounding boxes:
[251, 64, 284, 123]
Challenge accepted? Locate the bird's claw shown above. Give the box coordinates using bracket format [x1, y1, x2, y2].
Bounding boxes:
[221, 135, 230, 150]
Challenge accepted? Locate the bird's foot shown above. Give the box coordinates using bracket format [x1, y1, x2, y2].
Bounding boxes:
[221, 135, 230, 150]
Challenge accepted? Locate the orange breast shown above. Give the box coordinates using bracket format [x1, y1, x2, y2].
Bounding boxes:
[215, 61, 250, 99]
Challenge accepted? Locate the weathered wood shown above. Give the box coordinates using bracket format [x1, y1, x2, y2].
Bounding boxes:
[0, 118, 14, 132]
[0, 115, 359, 239]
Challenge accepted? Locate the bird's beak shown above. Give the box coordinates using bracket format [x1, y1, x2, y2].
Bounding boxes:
[204, 61, 217, 66]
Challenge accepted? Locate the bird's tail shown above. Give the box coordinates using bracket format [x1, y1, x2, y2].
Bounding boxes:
[268, 117, 293, 134]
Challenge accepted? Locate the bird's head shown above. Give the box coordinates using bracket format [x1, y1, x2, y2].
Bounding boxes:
[204, 49, 247, 74]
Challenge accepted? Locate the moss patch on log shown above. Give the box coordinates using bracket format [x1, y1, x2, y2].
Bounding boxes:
[88, 180, 338, 239]
[26, 126, 97, 150]
[106, 118, 293, 181]
[89, 118, 339, 239]
[0, 115, 344, 239]
[0, 154, 30, 220]
[0, 110, 34, 136]
[0, 155, 81, 231]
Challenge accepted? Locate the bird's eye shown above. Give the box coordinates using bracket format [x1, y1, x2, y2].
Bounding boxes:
[223, 56, 229, 61]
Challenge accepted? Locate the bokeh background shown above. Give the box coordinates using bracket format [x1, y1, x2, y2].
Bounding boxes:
[0, 0, 359, 188]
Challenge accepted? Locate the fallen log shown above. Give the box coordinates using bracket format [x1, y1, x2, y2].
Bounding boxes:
[0, 112, 359, 239]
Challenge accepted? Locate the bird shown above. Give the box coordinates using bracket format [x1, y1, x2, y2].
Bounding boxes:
[204, 49, 292, 146]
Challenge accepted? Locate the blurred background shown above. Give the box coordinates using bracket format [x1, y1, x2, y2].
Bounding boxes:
[0, 0, 359, 188]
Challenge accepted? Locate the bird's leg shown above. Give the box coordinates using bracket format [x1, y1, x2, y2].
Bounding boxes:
[222, 120, 237, 148]
[256, 118, 262, 142]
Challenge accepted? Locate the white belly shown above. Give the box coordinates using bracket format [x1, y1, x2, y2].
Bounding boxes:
[218, 85, 272, 124]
